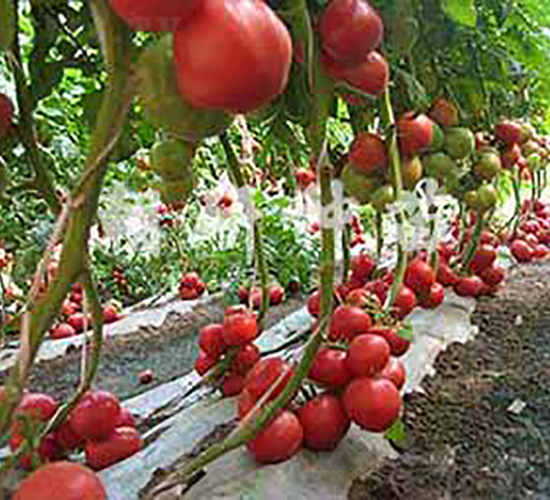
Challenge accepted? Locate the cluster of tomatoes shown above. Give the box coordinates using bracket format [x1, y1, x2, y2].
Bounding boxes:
[4, 388, 142, 480]
[237, 283, 286, 309]
[178, 271, 207, 301]
[0, 92, 14, 140]
[49, 283, 121, 340]
[194, 306, 260, 397]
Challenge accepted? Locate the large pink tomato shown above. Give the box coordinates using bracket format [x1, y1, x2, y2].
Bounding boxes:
[174, 0, 292, 114]
[108, 0, 202, 31]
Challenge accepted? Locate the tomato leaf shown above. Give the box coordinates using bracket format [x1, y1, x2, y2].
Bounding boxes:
[384, 419, 412, 450]
[397, 322, 414, 341]
[441, 0, 477, 28]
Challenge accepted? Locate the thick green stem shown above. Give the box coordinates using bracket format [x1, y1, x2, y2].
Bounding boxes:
[380, 88, 407, 309]
[0, 0, 131, 440]
[459, 211, 485, 275]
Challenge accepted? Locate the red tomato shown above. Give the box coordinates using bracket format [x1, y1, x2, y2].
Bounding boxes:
[223, 310, 258, 346]
[295, 168, 316, 190]
[232, 343, 261, 375]
[102, 305, 119, 324]
[114, 408, 136, 429]
[306, 290, 321, 317]
[347, 287, 379, 309]
[222, 373, 246, 397]
[225, 305, 248, 317]
[404, 258, 436, 296]
[194, 349, 217, 375]
[61, 301, 80, 317]
[180, 272, 201, 289]
[237, 389, 257, 420]
[247, 410, 303, 464]
[244, 357, 293, 401]
[346, 334, 390, 378]
[396, 112, 434, 157]
[350, 253, 376, 281]
[343, 377, 401, 432]
[510, 239, 534, 263]
[348, 133, 388, 175]
[69, 391, 121, 442]
[470, 244, 497, 274]
[368, 326, 411, 357]
[417, 282, 445, 309]
[109, 0, 201, 31]
[364, 279, 389, 304]
[298, 394, 350, 451]
[198, 323, 226, 359]
[15, 393, 58, 421]
[85, 427, 143, 471]
[453, 276, 484, 297]
[533, 244, 549, 259]
[392, 286, 417, 319]
[9, 432, 59, 470]
[381, 357, 406, 390]
[323, 51, 389, 97]
[428, 98, 458, 127]
[0, 93, 14, 139]
[479, 265, 506, 287]
[436, 263, 459, 287]
[174, 0, 292, 113]
[55, 421, 85, 452]
[51, 323, 76, 340]
[318, 0, 383, 65]
[329, 305, 372, 341]
[138, 369, 154, 385]
[308, 348, 352, 387]
[494, 119, 522, 146]
[14, 461, 106, 500]
[67, 312, 89, 333]
[268, 284, 286, 305]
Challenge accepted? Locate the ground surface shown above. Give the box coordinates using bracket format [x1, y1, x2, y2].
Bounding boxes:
[350, 262, 550, 500]
[0, 294, 305, 403]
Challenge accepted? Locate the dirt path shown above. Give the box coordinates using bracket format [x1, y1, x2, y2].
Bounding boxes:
[350, 262, 550, 500]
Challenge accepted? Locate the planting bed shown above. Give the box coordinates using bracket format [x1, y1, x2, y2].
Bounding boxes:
[351, 261, 550, 500]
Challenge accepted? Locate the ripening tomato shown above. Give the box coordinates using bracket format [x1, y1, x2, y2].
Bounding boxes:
[417, 282, 445, 309]
[396, 112, 434, 157]
[479, 265, 505, 287]
[381, 357, 406, 390]
[343, 377, 401, 432]
[510, 239, 534, 263]
[348, 133, 387, 175]
[174, 0, 292, 113]
[318, 0, 383, 65]
[428, 98, 458, 127]
[298, 394, 350, 451]
[470, 244, 497, 274]
[404, 258, 436, 296]
[14, 461, 106, 500]
[453, 276, 484, 297]
[329, 305, 372, 341]
[244, 357, 293, 401]
[109, 0, 201, 31]
[368, 325, 411, 357]
[0, 93, 14, 139]
[69, 391, 121, 442]
[223, 310, 258, 346]
[494, 119, 522, 147]
[323, 51, 389, 97]
[309, 348, 352, 387]
[247, 410, 303, 464]
[198, 323, 226, 359]
[346, 334, 391, 378]
[85, 427, 143, 471]
[436, 263, 459, 287]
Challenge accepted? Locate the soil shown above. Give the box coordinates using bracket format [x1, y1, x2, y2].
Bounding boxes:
[349, 261, 550, 500]
[0, 293, 305, 404]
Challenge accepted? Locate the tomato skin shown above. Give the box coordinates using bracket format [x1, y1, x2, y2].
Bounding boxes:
[109, 0, 201, 31]
[306, 290, 321, 317]
[329, 305, 372, 341]
[237, 388, 257, 419]
[404, 258, 436, 296]
[232, 343, 261, 375]
[348, 133, 387, 175]
[417, 282, 445, 309]
[367, 326, 411, 357]
[14, 461, 106, 500]
[51, 323, 76, 340]
[381, 357, 406, 390]
[194, 349, 217, 376]
[428, 98, 458, 127]
[222, 373, 246, 397]
[198, 323, 226, 359]
[55, 421, 85, 452]
[533, 244, 549, 259]
[269, 284, 286, 305]
[0, 93, 14, 139]
[9, 432, 60, 469]
[318, 0, 383, 65]
[436, 263, 459, 287]
[453, 276, 484, 298]
[350, 253, 376, 282]
[396, 113, 434, 157]
[298, 394, 350, 451]
[346, 334, 390, 378]
[85, 427, 143, 471]
[174, 0, 292, 113]
[323, 51, 389, 97]
[16, 393, 58, 421]
[309, 348, 352, 387]
[247, 410, 303, 464]
[223, 311, 258, 346]
[244, 357, 293, 401]
[494, 119, 522, 147]
[510, 239, 534, 262]
[343, 377, 401, 432]
[69, 391, 121, 442]
[470, 244, 497, 274]
[392, 286, 417, 319]
[477, 265, 505, 287]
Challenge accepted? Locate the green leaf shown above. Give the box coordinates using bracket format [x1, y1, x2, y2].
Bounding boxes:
[384, 419, 413, 450]
[441, 0, 477, 27]
[398, 322, 414, 341]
